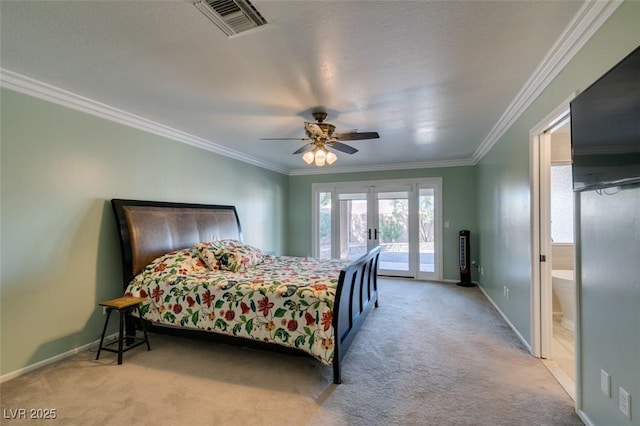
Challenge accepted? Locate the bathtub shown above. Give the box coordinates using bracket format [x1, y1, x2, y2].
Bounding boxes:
[552, 269, 575, 331]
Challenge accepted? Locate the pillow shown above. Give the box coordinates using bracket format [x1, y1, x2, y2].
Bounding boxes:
[196, 240, 264, 272]
[175, 248, 210, 275]
[195, 241, 223, 271]
[139, 248, 209, 277]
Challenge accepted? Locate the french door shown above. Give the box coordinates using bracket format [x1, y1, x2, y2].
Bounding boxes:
[313, 178, 442, 280]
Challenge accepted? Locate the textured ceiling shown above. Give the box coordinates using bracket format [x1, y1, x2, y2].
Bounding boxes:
[0, 1, 585, 174]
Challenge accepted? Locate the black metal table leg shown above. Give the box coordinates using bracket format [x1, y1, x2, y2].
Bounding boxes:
[136, 306, 151, 351]
[117, 307, 125, 365]
[96, 309, 113, 361]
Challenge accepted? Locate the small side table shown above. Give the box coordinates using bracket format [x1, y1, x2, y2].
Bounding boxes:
[96, 296, 151, 364]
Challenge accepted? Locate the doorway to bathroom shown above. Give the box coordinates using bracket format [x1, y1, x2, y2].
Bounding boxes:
[530, 100, 577, 401]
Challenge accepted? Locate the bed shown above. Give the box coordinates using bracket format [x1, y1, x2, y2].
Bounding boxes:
[111, 199, 380, 384]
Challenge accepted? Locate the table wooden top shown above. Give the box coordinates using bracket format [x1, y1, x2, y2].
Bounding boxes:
[99, 296, 147, 309]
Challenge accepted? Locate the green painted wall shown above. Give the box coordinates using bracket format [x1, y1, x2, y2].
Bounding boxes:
[288, 167, 477, 282]
[476, 1, 639, 424]
[0, 88, 288, 376]
[2, 5, 639, 424]
[475, 117, 534, 344]
[579, 186, 639, 426]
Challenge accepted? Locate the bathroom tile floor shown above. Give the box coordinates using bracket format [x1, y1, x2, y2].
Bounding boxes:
[543, 313, 576, 400]
[552, 313, 575, 380]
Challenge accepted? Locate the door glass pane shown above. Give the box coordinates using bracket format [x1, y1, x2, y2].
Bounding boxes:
[377, 192, 409, 272]
[339, 197, 368, 261]
[419, 188, 435, 273]
[318, 192, 332, 259]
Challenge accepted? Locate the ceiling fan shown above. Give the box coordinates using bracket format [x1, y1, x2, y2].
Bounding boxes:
[260, 112, 380, 166]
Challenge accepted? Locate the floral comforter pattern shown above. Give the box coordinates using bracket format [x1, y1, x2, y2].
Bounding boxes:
[124, 248, 350, 365]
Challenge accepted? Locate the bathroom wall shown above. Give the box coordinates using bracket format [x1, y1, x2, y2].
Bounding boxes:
[552, 244, 574, 270]
[550, 132, 571, 163]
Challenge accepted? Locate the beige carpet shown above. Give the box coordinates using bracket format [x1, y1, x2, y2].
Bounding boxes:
[1, 278, 582, 425]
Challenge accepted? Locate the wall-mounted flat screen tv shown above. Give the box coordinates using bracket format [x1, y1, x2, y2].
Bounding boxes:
[570, 45, 640, 192]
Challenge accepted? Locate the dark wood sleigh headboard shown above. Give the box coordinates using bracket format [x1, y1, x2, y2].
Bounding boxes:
[111, 199, 242, 288]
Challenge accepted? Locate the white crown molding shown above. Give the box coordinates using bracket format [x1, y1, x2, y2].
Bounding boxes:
[0, 69, 289, 175]
[0, 70, 474, 176]
[0, 0, 621, 176]
[471, 0, 623, 164]
[288, 158, 475, 176]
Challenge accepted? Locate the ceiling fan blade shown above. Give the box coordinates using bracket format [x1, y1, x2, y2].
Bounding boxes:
[330, 141, 359, 154]
[335, 131, 380, 141]
[293, 143, 315, 155]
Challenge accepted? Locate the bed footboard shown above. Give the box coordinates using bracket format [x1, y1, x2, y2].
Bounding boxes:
[332, 246, 381, 384]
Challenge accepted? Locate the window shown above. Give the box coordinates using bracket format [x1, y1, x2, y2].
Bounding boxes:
[550, 164, 574, 243]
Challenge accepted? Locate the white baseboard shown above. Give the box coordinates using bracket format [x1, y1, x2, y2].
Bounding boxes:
[577, 409, 594, 426]
[0, 333, 118, 384]
[476, 284, 533, 354]
[442, 279, 480, 285]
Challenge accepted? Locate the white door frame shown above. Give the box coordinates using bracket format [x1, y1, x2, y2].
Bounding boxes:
[529, 96, 573, 358]
[531, 131, 553, 359]
[530, 94, 582, 407]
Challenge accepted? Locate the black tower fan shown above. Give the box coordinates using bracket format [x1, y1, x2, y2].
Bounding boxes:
[457, 230, 474, 287]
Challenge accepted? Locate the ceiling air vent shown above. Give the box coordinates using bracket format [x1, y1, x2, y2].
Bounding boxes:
[194, 0, 268, 36]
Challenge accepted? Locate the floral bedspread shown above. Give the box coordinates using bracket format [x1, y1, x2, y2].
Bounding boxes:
[124, 247, 350, 365]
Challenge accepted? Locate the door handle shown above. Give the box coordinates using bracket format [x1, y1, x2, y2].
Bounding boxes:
[368, 229, 372, 240]
[374, 229, 378, 240]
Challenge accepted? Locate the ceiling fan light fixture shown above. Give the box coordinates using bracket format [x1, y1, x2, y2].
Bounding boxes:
[302, 151, 315, 164]
[314, 148, 327, 167]
[326, 151, 338, 165]
[301, 145, 337, 167]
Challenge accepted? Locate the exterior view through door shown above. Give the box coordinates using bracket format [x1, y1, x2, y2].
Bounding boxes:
[312, 178, 442, 280]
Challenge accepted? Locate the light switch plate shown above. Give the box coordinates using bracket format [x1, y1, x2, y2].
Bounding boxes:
[619, 387, 630, 419]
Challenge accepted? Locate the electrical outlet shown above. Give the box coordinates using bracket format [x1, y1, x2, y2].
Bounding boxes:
[600, 370, 610, 397]
[102, 306, 107, 316]
[506, 287, 509, 300]
[480, 267, 484, 275]
[619, 387, 630, 419]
